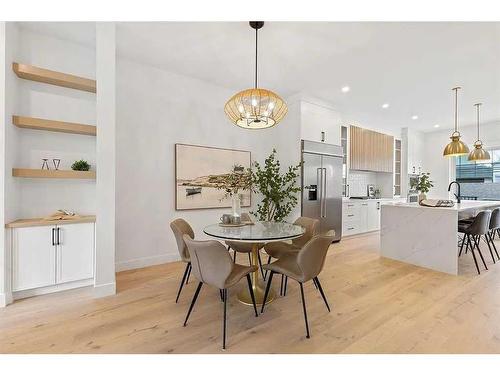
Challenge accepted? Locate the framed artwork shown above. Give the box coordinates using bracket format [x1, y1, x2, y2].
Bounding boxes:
[175, 143, 252, 210]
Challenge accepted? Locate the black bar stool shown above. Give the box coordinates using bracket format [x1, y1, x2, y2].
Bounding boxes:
[458, 210, 491, 274]
[487, 208, 500, 258]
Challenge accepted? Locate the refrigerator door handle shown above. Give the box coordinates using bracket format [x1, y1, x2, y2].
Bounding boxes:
[317, 168, 323, 217]
[322, 168, 327, 218]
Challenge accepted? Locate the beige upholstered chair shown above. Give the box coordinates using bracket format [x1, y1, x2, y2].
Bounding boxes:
[263, 217, 320, 292]
[183, 235, 258, 349]
[225, 213, 265, 277]
[170, 218, 195, 303]
[261, 230, 335, 339]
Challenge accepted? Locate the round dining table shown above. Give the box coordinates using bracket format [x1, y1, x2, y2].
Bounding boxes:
[204, 221, 305, 306]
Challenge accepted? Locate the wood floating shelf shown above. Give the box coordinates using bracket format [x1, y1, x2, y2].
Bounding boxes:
[12, 63, 96, 93]
[5, 215, 96, 228]
[13, 116, 96, 136]
[12, 168, 96, 180]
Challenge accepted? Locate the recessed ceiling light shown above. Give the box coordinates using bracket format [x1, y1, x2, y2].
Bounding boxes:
[382, 103, 390, 109]
[434, 124, 440, 128]
[341, 86, 350, 93]
[411, 115, 419, 120]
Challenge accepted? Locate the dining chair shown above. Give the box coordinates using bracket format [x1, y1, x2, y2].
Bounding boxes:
[263, 216, 320, 293]
[261, 230, 335, 339]
[182, 235, 258, 350]
[458, 210, 491, 274]
[225, 213, 265, 277]
[170, 218, 195, 303]
[487, 208, 500, 258]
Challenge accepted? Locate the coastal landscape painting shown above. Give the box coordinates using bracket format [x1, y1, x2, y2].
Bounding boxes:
[175, 143, 251, 210]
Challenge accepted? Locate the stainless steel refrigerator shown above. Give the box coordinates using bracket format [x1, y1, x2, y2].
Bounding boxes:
[301, 140, 343, 242]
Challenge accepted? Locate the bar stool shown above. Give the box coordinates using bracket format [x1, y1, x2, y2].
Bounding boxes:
[458, 210, 491, 274]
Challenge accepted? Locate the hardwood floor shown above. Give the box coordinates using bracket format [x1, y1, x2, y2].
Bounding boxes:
[2, 232, 500, 353]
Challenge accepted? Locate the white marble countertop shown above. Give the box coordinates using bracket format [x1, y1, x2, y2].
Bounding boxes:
[382, 200, 500, 212]
[342, 197, 404, 202]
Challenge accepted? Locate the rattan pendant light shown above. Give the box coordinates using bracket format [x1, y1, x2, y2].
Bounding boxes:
[443, 87, 470, 157]
[224, 22, 287, 129]
[468, 103, 491, 161]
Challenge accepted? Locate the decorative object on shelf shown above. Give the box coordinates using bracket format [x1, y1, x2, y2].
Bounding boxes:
[443, 87, 470, 157]
[43, 209, 81, 221]
[468, 103, 491, 161]
[374, 188, 381, 199]
[175, 143, 251, 210]
[224, 21, 287, 129]
[250, 149, 302, 222]
[41, 159, 50, 170]
[71, 159, 90, 171]
[410, 172, 434, 202]
[52, 159, 61, 170]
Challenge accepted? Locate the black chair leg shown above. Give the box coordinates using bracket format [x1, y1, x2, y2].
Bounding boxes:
[473, 235, 488, 270]
[185, 263, 191, 284]
[176, 262, 190, 303]
[233, 249, 237, 263]
[222, 289, 227, 350]
[299, 282, 310, 339]
[459, 234, 466, 257]
[183, 282, 203, 326]
[280, 274, 284, 296]
[484, 234, 496, 263]
[246, 274, 258, 317]
[467, 235, 481, 275]
[488, 232, 500, 260]
[261, 271, 274, 313]
[284, 276, 288, 296]
[264, 256, 271, 280]
[257, 252, 265, 279]
[314, 276, 331, 312]
[219, 289, 224, 302]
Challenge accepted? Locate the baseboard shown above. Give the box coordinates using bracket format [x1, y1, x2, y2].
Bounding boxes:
[12, 279, 93, 301]
[115, 253, 180, 272]
[0, 292, 13, 307]
[93, 282, 116, 298]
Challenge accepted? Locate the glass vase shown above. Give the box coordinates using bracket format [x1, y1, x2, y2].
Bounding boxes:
[231, 194, 242, 218]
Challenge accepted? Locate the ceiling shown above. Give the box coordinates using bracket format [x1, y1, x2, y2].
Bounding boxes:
[18, 22, 500, 134]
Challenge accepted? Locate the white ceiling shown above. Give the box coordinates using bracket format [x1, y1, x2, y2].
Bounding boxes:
[18, 21, 500, 134]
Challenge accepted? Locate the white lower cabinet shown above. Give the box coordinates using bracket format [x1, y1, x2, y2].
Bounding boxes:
[12, 222, 95, 293]
[342, 200, 382, 236]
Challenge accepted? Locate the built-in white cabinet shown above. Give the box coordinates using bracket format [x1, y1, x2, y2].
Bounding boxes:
[403, 128, 425, 175]
[299, 100, 342, 146]
[11, 222, 94, 293]
[342, 200, 382, 236]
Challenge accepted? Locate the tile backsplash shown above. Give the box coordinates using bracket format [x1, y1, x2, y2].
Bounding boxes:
[348, 170, 394, 197]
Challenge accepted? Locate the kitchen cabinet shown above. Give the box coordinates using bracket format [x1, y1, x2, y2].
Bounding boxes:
[342, 200, 385, 236]
[11, 222, 95, 293]
[300, 101, 342, 146]
[350, 126, 394, 172]
[403, 128, 425, 175]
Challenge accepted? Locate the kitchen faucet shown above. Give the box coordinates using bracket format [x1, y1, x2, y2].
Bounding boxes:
[448, 181, 461, 203]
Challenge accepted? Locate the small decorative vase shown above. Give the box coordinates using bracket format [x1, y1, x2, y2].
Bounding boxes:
[418, 192, 427, 202]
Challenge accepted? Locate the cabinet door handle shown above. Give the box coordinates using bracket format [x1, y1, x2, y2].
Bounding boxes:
[348, 214, 354, 217]
[362, 203, 368, 206]
[52, 228, 56, 246]
[56, 228, 61, 245]
[347, 204, 354, 207]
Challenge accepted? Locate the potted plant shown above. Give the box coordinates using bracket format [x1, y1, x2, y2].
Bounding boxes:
[213, 165, 252, 217]
[250, 149, 302, 222]
[411, 172, 434, 202]
[71, 159, 91, 171]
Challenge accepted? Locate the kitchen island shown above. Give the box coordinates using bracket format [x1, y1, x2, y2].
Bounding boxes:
[380, 200, 500, 275]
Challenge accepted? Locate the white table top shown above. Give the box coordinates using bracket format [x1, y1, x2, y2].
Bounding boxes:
[382, 200, 500, 212]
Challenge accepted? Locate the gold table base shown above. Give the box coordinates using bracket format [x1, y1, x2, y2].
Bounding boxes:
[237, 243, 276, 306]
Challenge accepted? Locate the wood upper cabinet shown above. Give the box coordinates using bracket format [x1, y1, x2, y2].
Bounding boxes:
[349, 125, 394, 172]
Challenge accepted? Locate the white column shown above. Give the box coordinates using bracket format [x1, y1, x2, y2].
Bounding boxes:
[94, 22, 116, 297]
[0, 22, 7, 307]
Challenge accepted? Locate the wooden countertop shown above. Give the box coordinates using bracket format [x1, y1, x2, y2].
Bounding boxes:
[5, 215, 96, 228]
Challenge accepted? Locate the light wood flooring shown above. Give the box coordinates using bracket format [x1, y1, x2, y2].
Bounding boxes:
[2, 232, 500, 353]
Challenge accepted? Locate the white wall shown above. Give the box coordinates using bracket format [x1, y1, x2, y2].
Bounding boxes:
[115, 58, 291, 271]
[14, 26, 96, 218]
[423, 121, 500, 199]
[94, 23, 116, 296]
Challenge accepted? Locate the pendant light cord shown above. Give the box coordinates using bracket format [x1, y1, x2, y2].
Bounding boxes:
[452, 86, 461, 134]
[255, 27, 258, 89]
[475, 103, 481, 140]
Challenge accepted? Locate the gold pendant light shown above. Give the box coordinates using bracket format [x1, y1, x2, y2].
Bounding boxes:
[443, 87, 470, 157]
[468, 103, 491, 161]
[224, 22, 287, 129]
